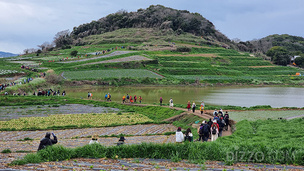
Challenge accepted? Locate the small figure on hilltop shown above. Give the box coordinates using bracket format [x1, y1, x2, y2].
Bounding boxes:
[175, 127, 184, 143]
[169, 98, 173, 108]
[38, 132, 57, 151]
[160, 97, 163, 106]
[187, 101, 191, 111]
[89, 135, 99, 144]
[117, 136, 126, 146]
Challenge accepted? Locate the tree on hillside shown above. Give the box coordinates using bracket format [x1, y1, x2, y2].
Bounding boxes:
[266, 46, 290, 66]
[70, 50, 78, 57]
[38, 42, 54, 52]
[295, 56, 304, 67]
[53, 30, 72, 48]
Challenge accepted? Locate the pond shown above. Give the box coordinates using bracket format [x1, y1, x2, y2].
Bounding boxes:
[63, 86, 304, 108]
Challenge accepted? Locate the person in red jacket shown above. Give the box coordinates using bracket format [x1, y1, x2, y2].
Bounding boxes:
[187, 101, 191, 111]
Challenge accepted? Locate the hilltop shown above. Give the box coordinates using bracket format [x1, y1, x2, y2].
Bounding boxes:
[55, 5, 232, 49]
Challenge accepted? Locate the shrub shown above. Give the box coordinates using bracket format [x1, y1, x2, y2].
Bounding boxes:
[176, 46, 191, 52]
[1, 149, 12, 153]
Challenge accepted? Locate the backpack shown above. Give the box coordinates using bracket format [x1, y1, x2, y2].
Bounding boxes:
[212, 124, 217, 135]
[199, 126, 204, 135]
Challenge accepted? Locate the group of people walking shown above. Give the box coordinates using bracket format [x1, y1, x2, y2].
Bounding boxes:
[176, 109, 230, 143]
[122, 94, 142, 103]
[187, 101, 205, 114]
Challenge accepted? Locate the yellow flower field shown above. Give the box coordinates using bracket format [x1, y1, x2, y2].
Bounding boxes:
[0, 113, 153, 130]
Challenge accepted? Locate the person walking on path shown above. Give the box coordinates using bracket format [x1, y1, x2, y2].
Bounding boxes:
[160, 97, 163, 106]
[192, 101, 196, 113]
[187, 101, 191, 111]
[169, 98, 174, 108]
[218, 117, 225, 137]
[38, 132, 57, 151]
[184, 128, 193, 142]
[130, 96, 134, 103]
[134, 95, 137, 103]
[197, 122, 204, 142]
[139, 96, 142, 103]
[122, 95, 126, 103]
[210, 120, 219, 142]
[126, 94, 130, 103]
[202, 121, 210, 142]
[175, 127, 184, 143]
[200, 105, 204, 114]
[224, 111, 230, 131]
[213, 109, 218, 117]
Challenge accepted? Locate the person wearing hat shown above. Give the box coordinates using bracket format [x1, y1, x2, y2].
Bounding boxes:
[210, 120, 219, 142]
[38, 132, 57, 151]
[117, 136, 126, 146]
[89, 134, 99, 144]
[175, 127, 184, 143]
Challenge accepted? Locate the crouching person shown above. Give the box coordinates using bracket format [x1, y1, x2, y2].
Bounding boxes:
[38, 132, 58, 151]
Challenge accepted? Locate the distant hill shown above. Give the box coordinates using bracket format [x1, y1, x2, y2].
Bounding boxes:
[0, 51, 18, 58]
[236, 34, 304, 54]
[68, 5, 231, 46]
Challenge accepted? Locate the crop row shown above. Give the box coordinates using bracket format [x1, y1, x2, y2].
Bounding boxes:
[12, 118, 304, 166]
[0, 113, 153, 131]
[0, 69, 19, 75]
[63, 69, 163, 79]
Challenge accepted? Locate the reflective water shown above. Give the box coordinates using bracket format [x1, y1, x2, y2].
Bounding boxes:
[64, 86, 304, 108]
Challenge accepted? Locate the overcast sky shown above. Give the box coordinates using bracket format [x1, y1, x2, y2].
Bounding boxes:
[1, 0, 303, 54]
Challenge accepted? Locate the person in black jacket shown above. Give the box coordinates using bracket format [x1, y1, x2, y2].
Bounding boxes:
[38, 132, 57, 151]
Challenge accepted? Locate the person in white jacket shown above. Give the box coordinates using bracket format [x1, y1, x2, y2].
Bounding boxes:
[210, 120, 219, 141]
[175, 127, 184, 143]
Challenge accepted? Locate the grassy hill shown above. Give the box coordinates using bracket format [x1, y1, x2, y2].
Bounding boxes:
[1, 27, 303, 92]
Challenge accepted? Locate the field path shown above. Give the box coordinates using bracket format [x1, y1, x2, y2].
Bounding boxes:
[60, 51, 134, 63]
[123, 103, 233, 137]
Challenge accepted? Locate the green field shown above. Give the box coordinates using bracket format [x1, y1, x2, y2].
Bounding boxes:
[63, 69, 163, 79]
[229, 110, 304, 122]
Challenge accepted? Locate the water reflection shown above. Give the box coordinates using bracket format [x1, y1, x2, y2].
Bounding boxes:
[64, 86, 304, 108]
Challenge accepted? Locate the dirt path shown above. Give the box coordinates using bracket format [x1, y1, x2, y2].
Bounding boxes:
[123, 103, 233, 136]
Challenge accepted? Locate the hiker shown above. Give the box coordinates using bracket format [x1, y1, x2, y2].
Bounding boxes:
[218, 117, 225, 137]
[130, 96, 134, 103]
[200, 105, 204, 114]
[175, 127, 184, 143]
[139, 96, 142, 103]
[187, 101, 191, 111]
[117, 136, 126, 146]
[184, 128, 193, 142]
[62, 91, 66, 96]
[126, 94, 130, 103]
[88, 92, 91, 99]
[192, 101, 196, 113]
[169, 98, 173, 108]
[202, 121, 210, 142]
[210, 120, 219, 141]
[57, 90, 60, 96]
[89, 135, 99, 144]
[219, 108, 223, 118]
[38, 132, 57, 151]
[213, 109, 218, 117]
[134, 95, 137, 103]
[160, 97, 163, 106]
[107, 93, 111, 101]
[224, 111, 230, 131]
[197, 122, 204, 141]
[122, 95, 126, 103]
[214, 114, 219, 121]
[105, 94, 108, 101]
